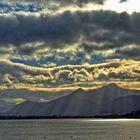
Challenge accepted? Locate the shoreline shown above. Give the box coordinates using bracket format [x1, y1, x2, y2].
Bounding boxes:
[0, 116, 139, 120]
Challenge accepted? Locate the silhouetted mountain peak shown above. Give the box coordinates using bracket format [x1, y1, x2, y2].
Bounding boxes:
[102, 83, 120, 90]
[73, 88, 85, 94]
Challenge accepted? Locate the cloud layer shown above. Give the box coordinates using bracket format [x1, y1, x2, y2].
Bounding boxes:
[0, 59, 140, 89]
[0, 0, 140, 89]
[0, 3, 42, 13]
[0, 9, 140, 64]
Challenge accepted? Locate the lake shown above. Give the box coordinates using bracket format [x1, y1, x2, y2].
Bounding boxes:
[0, 119, 139, 140]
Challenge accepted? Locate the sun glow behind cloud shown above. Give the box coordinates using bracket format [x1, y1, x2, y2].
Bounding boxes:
[55, 0, 140, 14]
[105, 0, 140, 13]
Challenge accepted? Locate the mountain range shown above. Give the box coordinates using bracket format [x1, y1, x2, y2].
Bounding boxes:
[5, 83, 140, 117]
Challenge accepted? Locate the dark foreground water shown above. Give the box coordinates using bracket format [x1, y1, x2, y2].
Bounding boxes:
[0, 119, 139, 140]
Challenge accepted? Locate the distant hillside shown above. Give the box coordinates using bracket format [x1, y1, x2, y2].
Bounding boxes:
[6, 84, 140, 117]
[123, 110, 140, 117]
[0, 100, 15, 112]
[102, 95, 140, 115]
[0, 88, 71, 112]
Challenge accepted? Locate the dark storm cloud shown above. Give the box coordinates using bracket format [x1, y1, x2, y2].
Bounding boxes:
[0, 11, 133, 45]
[116, 46, 140, 58]
[0, 11, 80, 46]
[0, 9, 140, 59]
[48, 0, 106, 5]
[119, 0, 128, 3]
[5, 0, 106, 5]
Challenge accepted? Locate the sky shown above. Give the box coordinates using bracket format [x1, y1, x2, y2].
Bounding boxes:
[0, 0, 140, 90]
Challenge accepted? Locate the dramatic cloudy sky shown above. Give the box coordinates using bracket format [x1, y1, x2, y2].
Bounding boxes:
[0, 0, 140, 90]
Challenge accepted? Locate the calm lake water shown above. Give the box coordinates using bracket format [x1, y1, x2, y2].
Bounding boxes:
[0, 119, 139, 140]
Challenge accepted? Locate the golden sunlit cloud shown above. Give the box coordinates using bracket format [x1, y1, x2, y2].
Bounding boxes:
[1, 59, 140, 91]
